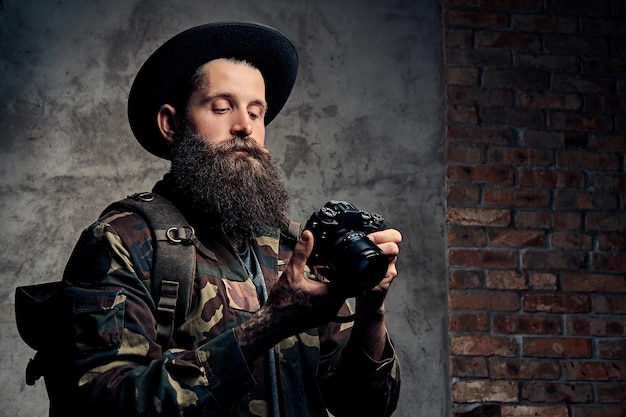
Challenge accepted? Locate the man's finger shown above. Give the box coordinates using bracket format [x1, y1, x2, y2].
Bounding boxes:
[368, 228, 402, 245]
[290, 230, 315, 268]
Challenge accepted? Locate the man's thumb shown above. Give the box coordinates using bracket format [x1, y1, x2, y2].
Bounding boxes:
[292, 230, 315, 266]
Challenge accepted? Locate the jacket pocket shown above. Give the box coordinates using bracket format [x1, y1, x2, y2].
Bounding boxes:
[67, 287, 126, 353]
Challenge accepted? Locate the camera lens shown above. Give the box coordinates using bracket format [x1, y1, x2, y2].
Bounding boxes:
[329, 231, 388, 295]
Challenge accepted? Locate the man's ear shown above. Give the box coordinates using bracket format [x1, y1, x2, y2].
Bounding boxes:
[157, 104, 180, 144]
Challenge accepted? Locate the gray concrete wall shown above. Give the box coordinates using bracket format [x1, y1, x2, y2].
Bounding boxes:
[0, 1, 447, 415]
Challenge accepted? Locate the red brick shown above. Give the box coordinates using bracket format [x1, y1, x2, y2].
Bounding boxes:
[553, 73, 617, 94]
[519, 168, 585, 189]
[595, 253, 626, 272]
[530, 273, 558, 290]
[447, 165, 515, 185]
[451, 335, 518, 356]
[516, 53, 580, 73]
[484, 69, 551, 90]
[488, 146, 554, 166]
[447, 85, 514, 106]
[554, 191, 594, 210]
[445, 10, 510, 28]
[481, 0, 543, 11]
[592, 294, 626, 314]
[445, 28, 473, 47]
[558, 149, 621, 171]
[450, 290, 520, 311]
[524, 293, 590, 313]
[486, 270, 528, 289]
[561, 273, 626, 292]
[448, 104, 479, 124]
[586, 212, 626, 231]
[448, 226, 487, 247]
[584, 58, 626, 74]
[451, 312, 490, 332]
[502, 405, 569, 417]
[479, 106, 545, 128]
[488, 229, 546, 247]
[452, 379, 518, 402]
[597, 339, 626, 360]
[451, 356, 489, 378]
[484, 187, 551, 208]
[447, 143, 485, 164]
[523, 337, 592, 358]
[511, 14, 578, 32]
[448, 185, 482, 206]
[566, 316, 626, 336]
[553, 211, 582, 229]
[563, 361, 626, 381]
[550, 231, 593, 249]
[571, 405, 626, 417]
[447, 207, 512, 227]
[520, 130, 565, 148]
[446, 67, 480, 85]
[515, 210, 553, 229]
[490, 358, 560, 379]
[549, 112, 614, 132]
[597, 382, 626, 402]
[521, 381, 593, 402]
[590, 173, 626, 192]
[450, 269, 484, 289]
[591, 135, 626, 152]
[581, 14, 626, 32]
[475, 30, 541, 51]
[516, 91, 582, 110]
[584, 95, 626, 113]
[494, 314, 561, 335]
[448, 126, 515, 145]
[521, 249, 587, 271]
[544, 34, 610, 56]
[547, 0, 611, 17]
[449, 248, 518, 268]
[446, 47, 513, 68]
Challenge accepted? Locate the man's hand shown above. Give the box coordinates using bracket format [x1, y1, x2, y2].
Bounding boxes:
[265, 230, 345, 332]
[356, 228, 402, 318]
[234, 230, 343, 363]
[349, 228, 402, 360]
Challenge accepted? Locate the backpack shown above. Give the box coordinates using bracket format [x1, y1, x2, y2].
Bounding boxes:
[14, 192, 195, 385]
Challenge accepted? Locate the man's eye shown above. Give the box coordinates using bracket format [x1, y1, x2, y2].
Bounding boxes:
[249, 112, 259, 120]
[213, 107, 229, 114]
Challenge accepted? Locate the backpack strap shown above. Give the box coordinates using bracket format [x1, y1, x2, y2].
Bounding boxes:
[103, 192, 195, 348]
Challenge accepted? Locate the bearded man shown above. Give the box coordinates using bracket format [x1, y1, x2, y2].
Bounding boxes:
[45, 22, 402, 417]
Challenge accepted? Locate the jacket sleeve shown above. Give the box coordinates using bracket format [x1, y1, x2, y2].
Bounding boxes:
[60, 210, 255, 416]
[316, 304, 401, 417]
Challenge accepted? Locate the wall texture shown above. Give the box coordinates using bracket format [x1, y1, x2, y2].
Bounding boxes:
[0, 1, 447, 416]
[444, 0, 626, 416]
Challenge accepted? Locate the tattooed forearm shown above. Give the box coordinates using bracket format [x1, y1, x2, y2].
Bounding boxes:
[235, 284, 343, 365]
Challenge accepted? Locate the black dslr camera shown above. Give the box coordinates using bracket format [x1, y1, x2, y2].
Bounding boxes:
[304, 201, 389, 295]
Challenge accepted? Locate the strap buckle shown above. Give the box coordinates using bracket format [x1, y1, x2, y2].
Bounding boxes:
[165, 226, 196, 244]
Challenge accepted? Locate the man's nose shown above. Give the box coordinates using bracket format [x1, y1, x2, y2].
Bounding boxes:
[230, 110, 253, 137]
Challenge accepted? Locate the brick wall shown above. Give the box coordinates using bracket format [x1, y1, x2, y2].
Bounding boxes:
[443, 1, 626, 416]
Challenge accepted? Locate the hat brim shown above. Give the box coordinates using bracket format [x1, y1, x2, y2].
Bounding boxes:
[128, 21, 298, 159]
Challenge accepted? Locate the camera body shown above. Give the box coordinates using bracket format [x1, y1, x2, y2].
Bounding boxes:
[304, 200, 388, 295]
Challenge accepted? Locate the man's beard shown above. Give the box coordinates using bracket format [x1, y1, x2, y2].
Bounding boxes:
[168, 129, 290, 239]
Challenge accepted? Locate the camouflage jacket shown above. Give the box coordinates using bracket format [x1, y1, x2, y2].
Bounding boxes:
[52, 182, 400, 417]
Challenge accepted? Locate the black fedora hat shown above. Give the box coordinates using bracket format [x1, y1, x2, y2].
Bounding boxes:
[128, 21, 298, 159]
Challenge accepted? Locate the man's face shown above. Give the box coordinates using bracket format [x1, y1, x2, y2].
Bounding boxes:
[184, 58, 267, 146]
[166, 58, 289, 238]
